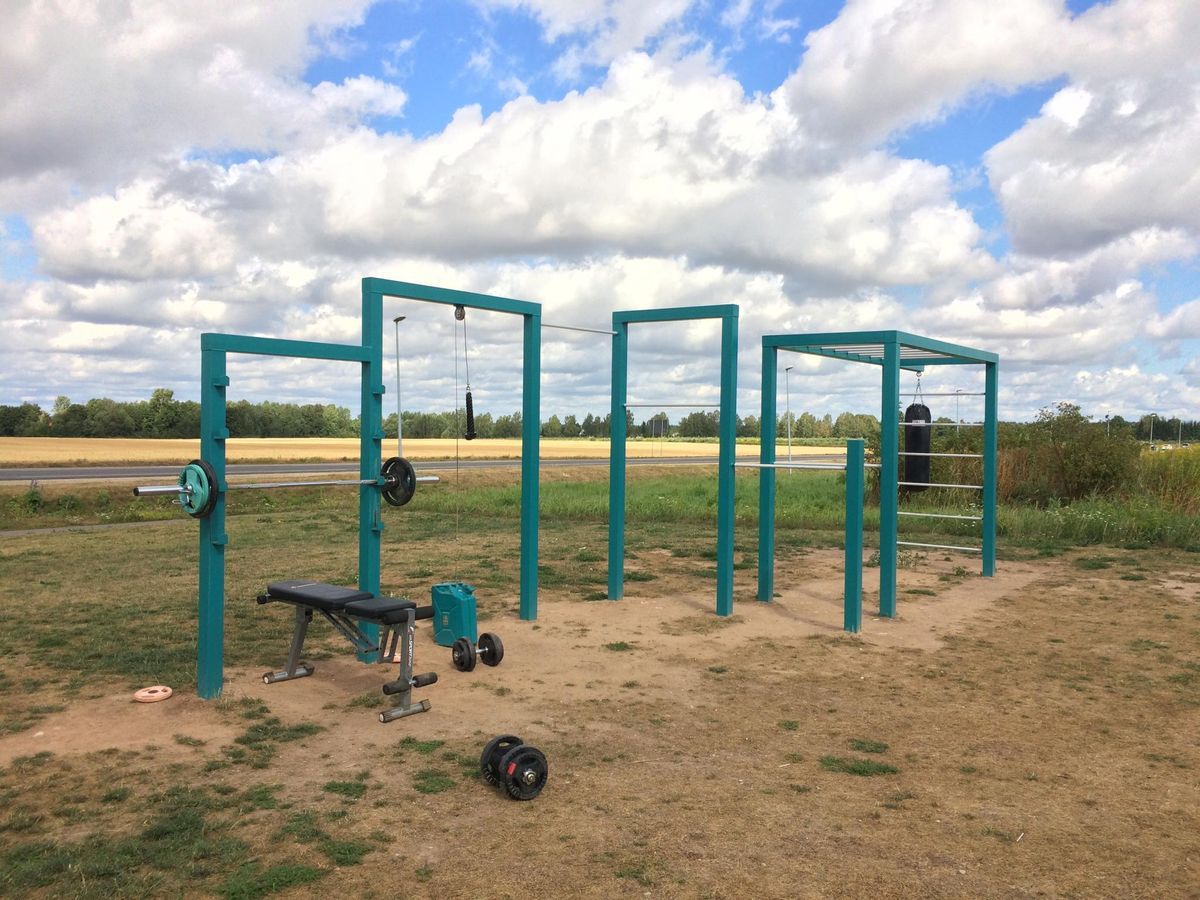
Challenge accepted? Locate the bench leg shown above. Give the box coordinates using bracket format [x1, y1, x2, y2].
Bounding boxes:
[379, 609, 436, 723]
[263, 606, 315, 684]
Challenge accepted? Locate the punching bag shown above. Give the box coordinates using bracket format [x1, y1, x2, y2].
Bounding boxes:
[903, 402, 931, 491]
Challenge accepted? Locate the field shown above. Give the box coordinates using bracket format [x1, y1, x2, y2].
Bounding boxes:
[0, 437, 781, 467]
[1, 464, 1198, 898]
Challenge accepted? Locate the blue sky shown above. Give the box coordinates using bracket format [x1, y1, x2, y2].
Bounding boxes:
[1, 0, 1197, 421]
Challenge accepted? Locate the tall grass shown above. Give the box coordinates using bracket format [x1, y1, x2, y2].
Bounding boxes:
[1137, 446, 1200, 515]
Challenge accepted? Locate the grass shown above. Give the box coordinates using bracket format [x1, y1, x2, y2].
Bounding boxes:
[819, 756, 899, 777]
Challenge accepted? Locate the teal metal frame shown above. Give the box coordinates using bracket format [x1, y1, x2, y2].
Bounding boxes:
[193, 278, 542, 700]
[607, 304, 739, 616]
[756, 331, 998, 624]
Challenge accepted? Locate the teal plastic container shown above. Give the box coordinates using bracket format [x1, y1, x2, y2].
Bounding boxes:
[430, 582, 478, 647]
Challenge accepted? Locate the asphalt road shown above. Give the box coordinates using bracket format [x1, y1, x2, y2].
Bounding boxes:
[2, 454, 842, 484]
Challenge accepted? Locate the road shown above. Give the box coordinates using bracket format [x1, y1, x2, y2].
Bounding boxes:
[2, 455, 842, 484]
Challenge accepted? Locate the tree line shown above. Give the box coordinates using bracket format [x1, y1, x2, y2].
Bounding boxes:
[1, 390, 1196, 443]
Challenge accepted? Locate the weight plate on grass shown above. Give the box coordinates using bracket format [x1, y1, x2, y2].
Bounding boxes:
[478, 632, 504, 666]
[498, 743, 548, 801]
[451, 637, 477, 672]
[178, 459, 218, 519]
[381, 456, 416, 507]
[480, 734, 523, 786]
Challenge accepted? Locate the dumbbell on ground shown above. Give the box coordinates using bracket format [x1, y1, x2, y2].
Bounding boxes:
[450, 632, 503, 671]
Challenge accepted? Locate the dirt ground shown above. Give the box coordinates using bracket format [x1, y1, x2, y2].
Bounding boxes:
[2, 537, 1197, 898]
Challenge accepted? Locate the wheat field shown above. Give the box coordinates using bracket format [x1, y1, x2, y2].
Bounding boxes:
[0, 436, 827, 466]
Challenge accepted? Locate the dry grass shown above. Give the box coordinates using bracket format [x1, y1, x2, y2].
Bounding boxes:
[0, 436, 802, 466]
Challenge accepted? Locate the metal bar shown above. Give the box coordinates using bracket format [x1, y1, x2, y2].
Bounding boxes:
[364, 276, 539, 317]
[844, 439, 864, 633]
[542, 322, 617, 336]
[201, 332, 370, 362]
[898, 452, 983, 458]
[519, 310, 541, 621]
[757, 344, 777, 603]
[715, 310, 738, 618]
[625, 403, 721, 408]
[897, 540, 983, 553]
[614, 304, 738, 325]
[359, 285, 383, 660]
[197, 348, 227, 700]
[983, 360, 999, 577]
[898, 512, 982, 521]
[135, 475, 439, 496]
[735, 462, 846, 471]
[880, 340, 899, 619]
[902, 392, 986, 397]
[608, 319, 628, 601]
[899, 422, 984, 427]
[898, 481, 983, 489]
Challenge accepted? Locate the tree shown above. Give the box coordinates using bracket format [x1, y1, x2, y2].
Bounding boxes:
[541, 414, 563, 437]
[561, 414, 581, 438]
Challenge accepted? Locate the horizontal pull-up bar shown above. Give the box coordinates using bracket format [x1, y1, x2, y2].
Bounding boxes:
[899, 421, 984, 427]
[906, 392, 987, 397]
[542, 322, 617, 336]
[735, 461, 847, 471]
[898, 511, 982, 521]
[897, 540, 983, 553]
[625, 403, 721, 408]
[899, 451, 983, 458]
[898, 480, 982, 490]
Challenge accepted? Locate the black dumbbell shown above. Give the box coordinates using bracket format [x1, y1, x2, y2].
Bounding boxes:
[480, 734, 547, 800]
[450, 632, 503, 672]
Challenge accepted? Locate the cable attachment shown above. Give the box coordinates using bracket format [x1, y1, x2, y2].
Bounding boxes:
[455, 305, 477, 440]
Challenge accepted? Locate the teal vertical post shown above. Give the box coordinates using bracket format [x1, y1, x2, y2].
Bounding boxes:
[607, 320, 629, 600]
[757, 344, 777, 601]
[879, 340, 900, 618]
[358, 284, 383, 658]
[843, 439, 864, 633]
[715, 311, 739, 617]
[519, 312, 541, 619]
[982, 360, 998, 577]
[197, 347, 228, 699]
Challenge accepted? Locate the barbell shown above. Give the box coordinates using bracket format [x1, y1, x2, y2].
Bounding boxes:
[133, 456, 437, 519]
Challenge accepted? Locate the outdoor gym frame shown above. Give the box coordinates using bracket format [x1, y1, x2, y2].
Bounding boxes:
[608, 304, 740, 616]
[193, 277, 542, 699]
[756, 331, 999, 623]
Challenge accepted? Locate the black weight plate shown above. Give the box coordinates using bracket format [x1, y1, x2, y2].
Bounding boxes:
[478, 632, 504, 667]
[480, 734, 522, 786]
[381, 456, 416, 507]
[188, 459, 219, 519]
[451, 637, 477, 672]
[498, 743, 548, 801]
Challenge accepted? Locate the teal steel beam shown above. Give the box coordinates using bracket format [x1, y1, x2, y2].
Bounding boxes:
[358, 285, 384, 659]
[892, 331, 999, 364]
[607, 320, 629, 600]
[197, 349, 229, 699]
[520, 311, 541, 619]
[715, 311, 739, 617]
[982, 361, 999, 577]
[364, 277, 539, 317]
[614, 304, 738, 325]
[201, 333, 370, 362]
[757, 345, 778, 602]
[844, 439, 864, 633]
[879, 339, 900, 618]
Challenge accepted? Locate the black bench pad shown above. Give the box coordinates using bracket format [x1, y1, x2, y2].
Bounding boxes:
[266, 580, 371, 612]
[344, 596, 417, 625]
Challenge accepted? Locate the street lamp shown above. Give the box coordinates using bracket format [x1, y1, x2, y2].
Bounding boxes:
[784, 365, 794, 465]
[393, 316, 406, 458]
[1104, 414, 1111, 438]
[1149, 412, 1156, 447]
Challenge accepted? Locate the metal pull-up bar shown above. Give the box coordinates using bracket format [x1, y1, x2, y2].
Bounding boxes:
[542, 322, 618, 336]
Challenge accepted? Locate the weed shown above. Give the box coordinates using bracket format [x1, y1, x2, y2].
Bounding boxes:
[604, 641, 634, 652]
[848, 738, 889, 754]
[413, 769, 456, 794]
[778, 720, 800, 731]
[323, 781, 367, 800]
[320, 838, 373, 866]
[819, 756, 898, 776]
[217, 863, 325, 899]
[398, 736, 445, 754]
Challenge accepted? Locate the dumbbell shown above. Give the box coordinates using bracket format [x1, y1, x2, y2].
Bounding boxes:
[479, 734, 548, 801]
[450, 632, 503, 672]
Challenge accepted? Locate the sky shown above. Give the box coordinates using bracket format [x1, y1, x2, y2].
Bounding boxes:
[1, 0, 1198, 425]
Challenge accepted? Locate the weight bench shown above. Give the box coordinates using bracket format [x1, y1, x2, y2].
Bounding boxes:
[257, 579, 437, 723]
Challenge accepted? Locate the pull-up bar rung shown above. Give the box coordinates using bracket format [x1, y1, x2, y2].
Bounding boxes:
[899, 451, 983, 459]
[625, 403, 721, 408]
[735, 461, 846, 471]
[542, 322, 618, 336]
[898, 511, 982, 521]
[898, 481, 982, 490]
[897, 540, 983, 553]
[904, 392, 987, 397]
[899, 421, 984, 428]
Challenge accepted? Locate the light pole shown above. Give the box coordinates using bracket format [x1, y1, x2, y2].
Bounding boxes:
[1178, 417, 1183, 447]
[1149, 412, 1156, 447]
[784, 365, 794, 465]
[1104, 414, 1111, 438]
[393, 315, 406, 458]
[954, 388, 964, 433]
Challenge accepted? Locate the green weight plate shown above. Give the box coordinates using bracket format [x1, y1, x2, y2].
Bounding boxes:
[178, 459, 218, 519]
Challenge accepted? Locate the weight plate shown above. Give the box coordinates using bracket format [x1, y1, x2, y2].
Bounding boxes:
[381, 456, 416, 507]
[480, 734, 523, 786]
[451, 637, 477, 672]
[498, 743, 548, 801]
[478, 632, 504, 667]
[178, 459, 218, 519]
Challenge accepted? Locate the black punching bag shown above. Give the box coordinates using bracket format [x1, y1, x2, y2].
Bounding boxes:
[903, 402, 931, 491]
